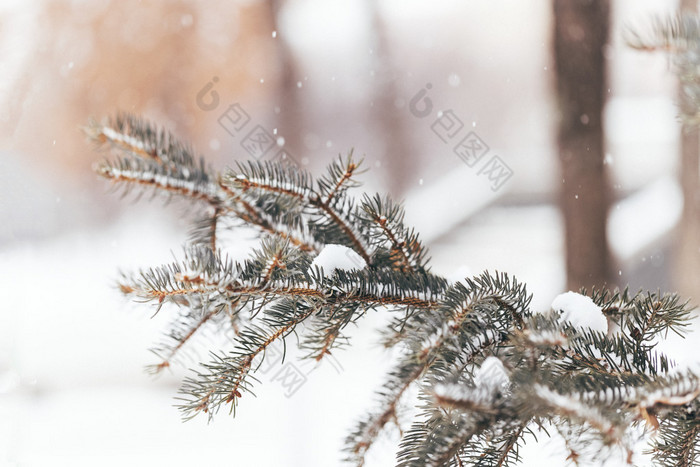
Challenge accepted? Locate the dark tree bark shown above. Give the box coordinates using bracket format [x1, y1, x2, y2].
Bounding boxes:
[552, 0, 614, 291]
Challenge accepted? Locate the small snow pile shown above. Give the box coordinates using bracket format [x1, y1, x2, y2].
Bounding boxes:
[433, 357, 510, 408]
[551, 291, 608, 334]
[311, 244, 366, 275]
[475, 356, 510, 392]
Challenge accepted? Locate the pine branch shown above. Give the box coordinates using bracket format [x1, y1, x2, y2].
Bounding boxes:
[627, 14, 700, 125]
[652, 399, 700, 466]
[317, 153, 364, 204]
[626, 14, 700, 53]
[225, 160, 315, 202]
[347, 273, 526, 464]
[532, 385, 624, 444]
[188, 206, 222, 251]
[96, 157, 221, 206]
[312, 196, 372, 264]
[396, 403, 495, 467]
[87, 114, 198, 166]
[618, 291, 692, 343]
[89, 114, 700, 466]
[218, 181, 321, 253]
[146, 298, 230, 374]
[178, 300, 318, 418]
[454, 423, 527, 467]
[221, 157, 372, 263]
[360, 194, 430, 273]
[88, 114, 221, 206]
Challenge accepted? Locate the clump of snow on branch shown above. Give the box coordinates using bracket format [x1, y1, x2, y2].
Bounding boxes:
[534, 384, 618, 437]
[433, 357, 510, 410]
[551, 291, 608, 334]
[475, 356, 510, 392]
[311, 244, 367, 275]
[435, 357, 510, 399]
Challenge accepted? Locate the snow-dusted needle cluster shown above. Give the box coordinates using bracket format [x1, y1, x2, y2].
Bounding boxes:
[88, 114, 700, 467]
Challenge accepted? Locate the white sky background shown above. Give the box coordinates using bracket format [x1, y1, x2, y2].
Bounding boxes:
[0, 0, 696, 465]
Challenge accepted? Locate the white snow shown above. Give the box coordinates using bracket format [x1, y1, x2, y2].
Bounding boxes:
[445, 264, 472, 284]
[534, 384, 615, 437]
[551, 291, 608, 334]
[403, 166, 505, 243]
[432, 356, 509, 410]
[101, 126, 149, 153]
[0, 211, 372, 467]
[474, 356, 509, 391]
[433, 382, 465, 399]
[608, 175, 683, 262]
[433, 382, 493, 408]
[428, 205, 565, 312]
[311, 244, 366, 274]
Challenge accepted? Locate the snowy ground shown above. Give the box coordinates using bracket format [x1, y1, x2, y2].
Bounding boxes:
[2, 202, 699, 466]
[0, 210, 390, 466]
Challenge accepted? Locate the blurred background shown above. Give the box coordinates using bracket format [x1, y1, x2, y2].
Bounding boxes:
[1, 0, 698, 465]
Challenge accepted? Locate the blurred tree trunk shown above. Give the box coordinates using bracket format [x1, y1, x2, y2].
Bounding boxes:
[552, 0, 614, 291]
[268, 0, 304, 161]
[675, 0, 700, 304]
[367, 1, 415, 197]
